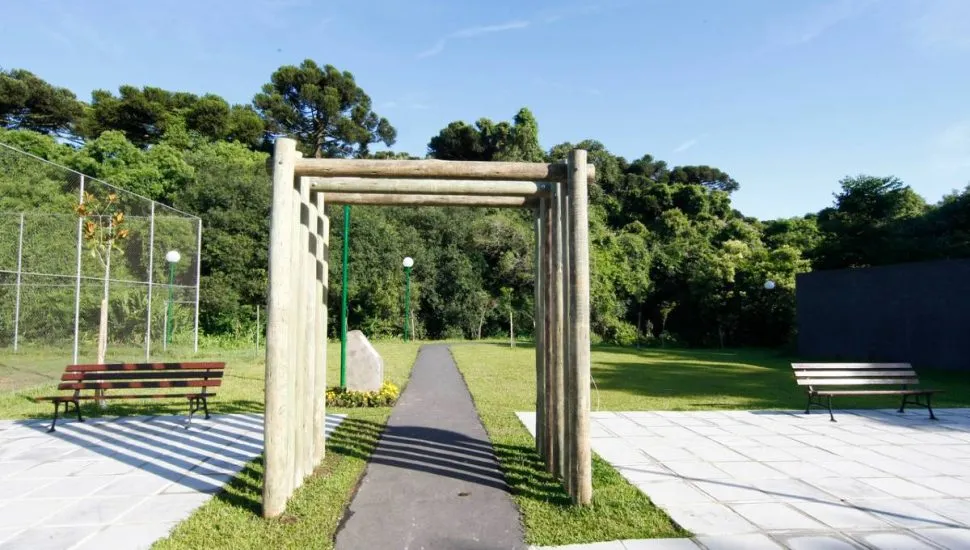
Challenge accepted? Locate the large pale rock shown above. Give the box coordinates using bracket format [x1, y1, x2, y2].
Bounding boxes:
[346, 330, 384, 392]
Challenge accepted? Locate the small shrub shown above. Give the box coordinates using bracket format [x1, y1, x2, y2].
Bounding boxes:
[326, 380, 400, 407]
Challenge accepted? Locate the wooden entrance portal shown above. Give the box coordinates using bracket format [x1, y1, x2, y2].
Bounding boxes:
[263, 137, 594, 517]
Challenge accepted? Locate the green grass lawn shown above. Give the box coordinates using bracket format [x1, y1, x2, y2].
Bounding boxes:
[0, 340, 422, 550]
[450, 343, 970, 546]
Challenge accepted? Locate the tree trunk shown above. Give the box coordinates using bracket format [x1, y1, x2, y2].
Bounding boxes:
[96, 249, 111, 408]
[509, 308, 515, 348]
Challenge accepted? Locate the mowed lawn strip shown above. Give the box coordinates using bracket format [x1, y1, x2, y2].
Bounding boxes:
[450, 344, 687, 546]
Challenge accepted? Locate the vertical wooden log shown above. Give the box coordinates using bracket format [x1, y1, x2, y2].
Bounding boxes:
[559, 176, 573, 490]
[301, 180, 316, 480]
[542, 195, 555, 470]
[264, 138, 297, 518]
[534, 203, 545, 457]
[290, 159, 305, 488]
[313, 194, 329, 464]
[550, 182, 566, 478]
[567, 149, 592, 505]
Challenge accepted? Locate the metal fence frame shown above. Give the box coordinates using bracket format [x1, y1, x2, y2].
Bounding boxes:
[0, 142, 202, 361]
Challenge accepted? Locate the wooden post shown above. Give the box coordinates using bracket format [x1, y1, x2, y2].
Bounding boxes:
[550, 182, 566, 478]
[542, 195, 555, 469]
[295, 157, 596, 181]
[290, 159, 305, 487]
[567, 149, 592, 505]
[264, 137, 297, 518]
[534, 203, 545, 457]
[308, 178, 550, 196]
[313, 193, 329, 464]
[313, 192, 538, 208]
[301, 179, 316, 480]
[559, 176, 573, 489]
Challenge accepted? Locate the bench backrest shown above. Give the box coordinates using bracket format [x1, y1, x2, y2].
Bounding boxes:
[58, 362, 226, 393]
[791, 362, 918, 388]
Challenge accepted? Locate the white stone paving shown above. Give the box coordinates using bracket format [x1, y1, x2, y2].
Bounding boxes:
[520, 409, 970, 549]
[0, 413, 346, 550]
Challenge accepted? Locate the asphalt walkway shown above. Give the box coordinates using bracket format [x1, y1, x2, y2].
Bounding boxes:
[334, 344, 525, 550]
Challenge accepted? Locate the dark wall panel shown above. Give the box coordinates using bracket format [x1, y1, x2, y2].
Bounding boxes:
[796, 259, 970, 371]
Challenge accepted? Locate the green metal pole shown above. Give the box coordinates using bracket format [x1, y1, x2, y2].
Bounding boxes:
[166, 262, 175, 345]
[340, 205, 350, 388]
[404, 266, 411, 341]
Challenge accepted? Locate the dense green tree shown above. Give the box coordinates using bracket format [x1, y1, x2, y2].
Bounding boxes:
[253, 60, 395, 158]
[81, 86, 264, 148]
[428, 108, 544, 162]
[0, 69, 85, 139]
[814, 175, 927, 269]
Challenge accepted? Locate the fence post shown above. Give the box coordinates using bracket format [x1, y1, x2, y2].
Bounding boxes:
[13, 213, 25, 352]
[145, 201, 156, 361]
[72, 175, 86, 364]
[193, 218, 202, 353]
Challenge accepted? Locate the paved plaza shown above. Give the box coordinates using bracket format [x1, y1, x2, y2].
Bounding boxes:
[0, 413, 345, 550]
[520, 409, 970, 549]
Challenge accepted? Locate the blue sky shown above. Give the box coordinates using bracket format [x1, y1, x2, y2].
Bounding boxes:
[3, 0, 969, 219]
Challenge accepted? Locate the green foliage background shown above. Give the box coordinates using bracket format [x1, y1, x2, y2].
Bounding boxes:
[3, 62, 970, 349]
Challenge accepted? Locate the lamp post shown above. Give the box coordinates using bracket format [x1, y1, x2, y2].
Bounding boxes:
[164, 250, 180, 350]
[403, 257, 414, 341]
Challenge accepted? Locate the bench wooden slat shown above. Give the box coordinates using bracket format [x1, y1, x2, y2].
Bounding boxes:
[814, 389, 940, 396]
[791, 362, 911, 370]
[796, 378, 921, 386]
[61, 371, 224, 382]
[66, 362, 225, 372]
[793, 370, 917, 378]
[57, 380, 222, 391]
[36, 393, 217, 402]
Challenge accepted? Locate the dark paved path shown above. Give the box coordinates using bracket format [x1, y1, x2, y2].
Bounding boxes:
[334, 344, 526, 550]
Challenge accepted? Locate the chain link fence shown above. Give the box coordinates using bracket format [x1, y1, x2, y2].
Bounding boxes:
[0, 142, 201, 364]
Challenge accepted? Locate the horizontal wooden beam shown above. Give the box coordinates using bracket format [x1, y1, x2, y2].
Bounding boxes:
[294, 157, 596, 182]
[308, 177, 549, 196]
[319, 193, 537, 208]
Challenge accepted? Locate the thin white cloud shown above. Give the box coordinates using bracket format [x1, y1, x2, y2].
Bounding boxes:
[767, 0, 879, 46]
[418, 20, 530, 58]
[910, 0, 970, 52]
[673, 138, 700, 154]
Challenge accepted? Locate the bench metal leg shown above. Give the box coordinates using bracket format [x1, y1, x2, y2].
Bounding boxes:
[48, 402, 60, 433]
[927, 393, 937, 420]
[827, 395, 836, 422]
[49, 400, 84, 433]
[898, 395, 907, 414]
[805, 394, 813, 415]
[186, 396, 210, 428]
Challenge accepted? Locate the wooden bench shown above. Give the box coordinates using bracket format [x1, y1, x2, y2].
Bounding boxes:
[34, 362, 225, 432]
[792, 362, 941, 422]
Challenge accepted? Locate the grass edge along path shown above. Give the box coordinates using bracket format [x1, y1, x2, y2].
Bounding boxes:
[449, 345, 687, 546]
[152, 408, 390, 550]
